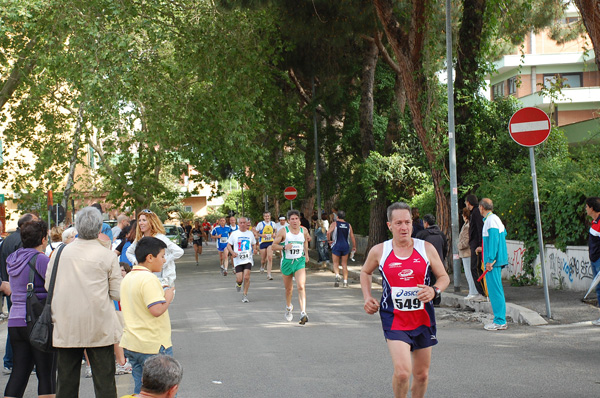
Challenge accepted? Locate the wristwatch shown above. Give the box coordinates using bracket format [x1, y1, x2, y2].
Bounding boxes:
[433, 286, 441, 299]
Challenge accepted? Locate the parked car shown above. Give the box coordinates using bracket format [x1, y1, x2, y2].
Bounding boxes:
[164, 225, 188, 249]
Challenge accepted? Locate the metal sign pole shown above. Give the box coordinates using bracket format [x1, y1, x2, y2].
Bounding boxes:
[446, 0, 461, 291]
[290, 200, 293, 211]
[530, 147, 552, 318]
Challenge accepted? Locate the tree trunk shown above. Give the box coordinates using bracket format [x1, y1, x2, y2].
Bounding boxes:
[61, 106, 84, 215]
[372, 0, 450, 234]
[360, 38, 378, 159]
[302, 134, 316, 217]
[454, 0, 487, 183]
[0, 38, 37, 111]
[574, 0, 600, 70]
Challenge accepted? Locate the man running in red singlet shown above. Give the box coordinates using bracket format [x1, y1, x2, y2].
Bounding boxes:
[360, 202, 449, 398]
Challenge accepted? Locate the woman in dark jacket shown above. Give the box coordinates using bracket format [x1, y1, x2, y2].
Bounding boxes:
[4, 219, 56, 398]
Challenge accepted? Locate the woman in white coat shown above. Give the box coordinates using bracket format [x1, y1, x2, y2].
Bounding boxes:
[126, 209, 183, 288]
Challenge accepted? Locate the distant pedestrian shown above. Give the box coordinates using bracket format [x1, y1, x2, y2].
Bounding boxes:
[120, 237, 175, 395]
[46, 206, 121, 397]
[201, 218, 212, 246]
[585, 196, 600, 326]
[45, 225, 64, 256]
[211, 217, 231, 276]
[115, 221, 136, 266]
[91, 202, 114, 242]
[4, 220, 56, 398]
[111, 214, 131, 242]
[226, 217, 258, 303]
[360, 202, 449, 398]
[465, 194, 487, 301]
[411, 207, 424, 238]
[191, 221, 204, 266]
[458, 208, 479, 299]
[415, 214, 447, 263]
[183, 221, 192, 242]
[479, 198, 508, 331]
[327, 210, 356, 288]
[315, 219, 330, 265]
[300, 212, 311, 232]
[119, 355, 182, 398]
[255, 212, 277, 279]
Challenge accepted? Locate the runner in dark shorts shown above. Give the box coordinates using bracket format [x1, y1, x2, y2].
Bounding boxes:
[191, 221, 203, 265]
[360, 202, 449, 398]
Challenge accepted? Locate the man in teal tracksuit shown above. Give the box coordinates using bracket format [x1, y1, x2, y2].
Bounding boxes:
[480, 198, 508, 331]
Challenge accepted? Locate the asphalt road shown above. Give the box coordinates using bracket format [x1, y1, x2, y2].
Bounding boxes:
[1, 244, 599, 397]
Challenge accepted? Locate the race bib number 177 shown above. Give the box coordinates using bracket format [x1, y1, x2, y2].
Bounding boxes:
[391, 287, 423, 312]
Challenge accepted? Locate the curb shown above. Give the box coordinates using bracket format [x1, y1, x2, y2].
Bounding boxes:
[307, 254, 548, 326]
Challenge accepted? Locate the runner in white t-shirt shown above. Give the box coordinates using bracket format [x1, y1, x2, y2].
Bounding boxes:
[226, 217, 258, 303]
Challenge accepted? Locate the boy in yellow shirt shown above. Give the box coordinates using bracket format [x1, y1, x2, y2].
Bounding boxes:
[120, 237, 175, 395]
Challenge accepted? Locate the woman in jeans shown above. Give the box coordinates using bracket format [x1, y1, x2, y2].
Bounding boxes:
[4, 220, 56, 398]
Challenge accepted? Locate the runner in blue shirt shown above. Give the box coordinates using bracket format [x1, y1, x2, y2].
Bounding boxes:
[212, 217, 231, 276]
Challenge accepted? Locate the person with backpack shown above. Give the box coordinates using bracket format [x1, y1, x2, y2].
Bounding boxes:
[4, 219, 56, 397]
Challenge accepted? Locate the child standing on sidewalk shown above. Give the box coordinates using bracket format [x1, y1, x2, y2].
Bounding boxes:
[120, 237, 175, 395]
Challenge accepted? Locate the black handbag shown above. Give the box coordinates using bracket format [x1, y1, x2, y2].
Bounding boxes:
[29, 244, 65, 353]
[25, 253, 44, 335]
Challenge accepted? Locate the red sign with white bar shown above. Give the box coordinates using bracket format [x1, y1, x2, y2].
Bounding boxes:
[284, 186, 297, 201]
[509, 107, 551, 147]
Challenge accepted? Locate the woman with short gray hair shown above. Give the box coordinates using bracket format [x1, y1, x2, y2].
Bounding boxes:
[45, 206, 122, 397]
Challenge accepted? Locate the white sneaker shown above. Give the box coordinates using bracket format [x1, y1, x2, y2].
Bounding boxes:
[472, 294, 488, 302]
[484, 322, 507, 331]
[591, 318, 600, 326]
[85, 365, 92, 378]
[267, 274, 273, 280]
[260, 267, 265, 273]
[242, 295, 249, 303]
[285, 305, 293, 322]
[465, 294, 477, 300]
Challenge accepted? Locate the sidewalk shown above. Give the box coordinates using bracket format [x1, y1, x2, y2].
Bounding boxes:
[307, 249, 600, 326]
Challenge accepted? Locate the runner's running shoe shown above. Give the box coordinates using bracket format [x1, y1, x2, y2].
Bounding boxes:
[285, 305, 293, 322]
[299, 312, 308, 325]
[334, 274, 341, 287]
[242, 295, 249, 303]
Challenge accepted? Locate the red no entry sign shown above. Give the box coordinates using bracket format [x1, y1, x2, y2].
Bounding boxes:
[284, 186, 297, 201]
[509, 107, 551, 147]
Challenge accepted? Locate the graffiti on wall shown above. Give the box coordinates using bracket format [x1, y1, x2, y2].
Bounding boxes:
[547, 249, 594, 289]
[505, 240, 593, 292]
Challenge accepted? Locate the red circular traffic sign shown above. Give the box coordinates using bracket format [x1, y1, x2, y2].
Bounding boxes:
[509, 107, 551, 147]
[284, 186, 297, 201]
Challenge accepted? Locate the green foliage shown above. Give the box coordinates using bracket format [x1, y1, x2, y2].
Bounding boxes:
[476, 135, 599, 279]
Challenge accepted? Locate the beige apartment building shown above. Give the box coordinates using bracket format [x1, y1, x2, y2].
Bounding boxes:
[489, 5, 600, 143]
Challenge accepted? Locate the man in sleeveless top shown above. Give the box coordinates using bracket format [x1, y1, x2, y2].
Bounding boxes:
[272, 210, 311, 325]
[327, 210, 356, 288]
[360, 202, 449, 398]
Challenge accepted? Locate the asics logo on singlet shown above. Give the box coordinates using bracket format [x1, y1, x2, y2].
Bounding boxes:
[395, 289, 418, 298]
[388, 262, 403, 268]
